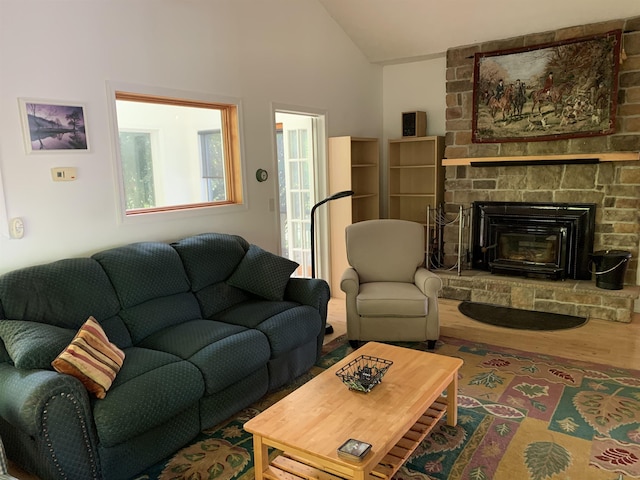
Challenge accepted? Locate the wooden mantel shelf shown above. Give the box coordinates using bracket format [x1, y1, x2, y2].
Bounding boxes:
[443, 152, 639, 166]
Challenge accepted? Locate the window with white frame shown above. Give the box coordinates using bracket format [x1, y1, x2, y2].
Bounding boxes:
[119, 131, 155, 210]
[198, 129, 226, 202]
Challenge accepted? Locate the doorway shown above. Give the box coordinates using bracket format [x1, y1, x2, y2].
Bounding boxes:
[274, 109, 327, 279]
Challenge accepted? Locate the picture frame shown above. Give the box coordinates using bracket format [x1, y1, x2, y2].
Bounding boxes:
[472, 29, 622, 143]
[18, 98, 89, 153]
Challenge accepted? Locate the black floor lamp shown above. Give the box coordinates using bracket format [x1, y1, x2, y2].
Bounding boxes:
[310, 190, 355, 335]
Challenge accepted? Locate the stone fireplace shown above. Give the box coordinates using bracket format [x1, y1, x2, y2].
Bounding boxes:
[437, 15, 640, 322]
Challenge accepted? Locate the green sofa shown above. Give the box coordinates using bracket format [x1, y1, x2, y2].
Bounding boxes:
[0, 233, 329, 480]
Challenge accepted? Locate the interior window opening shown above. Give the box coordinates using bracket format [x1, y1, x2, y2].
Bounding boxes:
[114, 91, 242, 216]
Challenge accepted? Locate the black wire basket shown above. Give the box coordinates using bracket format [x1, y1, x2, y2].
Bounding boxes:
[335, 355, 393, 393]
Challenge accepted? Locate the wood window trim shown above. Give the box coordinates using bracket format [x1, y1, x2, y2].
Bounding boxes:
[115, 91, 243, 214]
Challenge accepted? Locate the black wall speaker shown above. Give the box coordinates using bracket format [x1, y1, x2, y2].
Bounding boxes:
[402, 111, 427, 137]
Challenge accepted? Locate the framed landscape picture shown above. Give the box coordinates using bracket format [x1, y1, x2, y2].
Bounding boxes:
[472, 30, 622, 143]
[19, 98, 89, 153]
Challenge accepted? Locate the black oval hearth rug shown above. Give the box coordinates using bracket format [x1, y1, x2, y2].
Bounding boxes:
[458, 301, 588, 331]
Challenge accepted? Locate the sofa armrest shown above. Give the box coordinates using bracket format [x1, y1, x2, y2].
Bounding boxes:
[0, 365, 89, 436]
[284, 277, 330, 314]
[0, 363, 100, 479]
[414, 268, 443, 298]
[284, 278, 330, 359]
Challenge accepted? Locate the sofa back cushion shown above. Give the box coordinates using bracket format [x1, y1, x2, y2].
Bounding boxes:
[0, 258, 130, 350]
[0, 258, 121, 326]
[172, 233, 252, 317]
[172, 233, 249, 290]
[93, 242, 191, 307]
[93, 242, 202, 343]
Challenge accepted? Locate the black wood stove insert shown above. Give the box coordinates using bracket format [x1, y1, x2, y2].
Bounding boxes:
[471, 202, 596, 280]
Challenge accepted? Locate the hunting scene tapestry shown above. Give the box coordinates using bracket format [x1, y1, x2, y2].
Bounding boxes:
[472, 30, 622, 143]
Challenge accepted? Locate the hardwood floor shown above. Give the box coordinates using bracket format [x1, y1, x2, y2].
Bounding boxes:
[325, 297, 640, 369]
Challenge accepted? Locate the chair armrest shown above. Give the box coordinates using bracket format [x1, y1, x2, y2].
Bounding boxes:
[340, 267, 360, 295]
[414, 268, 443, 298]
[340, 268, 361, 340]
[415, 269, 442, 342]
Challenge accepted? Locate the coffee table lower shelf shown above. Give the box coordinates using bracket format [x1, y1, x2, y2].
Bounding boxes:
[261, 396, 448, 480]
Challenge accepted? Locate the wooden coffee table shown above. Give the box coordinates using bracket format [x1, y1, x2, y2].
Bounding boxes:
[244, 341, 463, 480]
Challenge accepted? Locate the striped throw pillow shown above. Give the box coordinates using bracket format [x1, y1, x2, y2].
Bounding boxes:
[52, 316, 125, 399]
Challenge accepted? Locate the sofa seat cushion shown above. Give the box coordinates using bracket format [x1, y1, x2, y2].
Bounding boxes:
[215, 302, 322, 357]
[139, 320, 270, 395]
[192, 329, 270, 395]
[93, 347, 204, 447]
[214, 300, 298, 328]
[137, 319, 245, 357]
[357, 282, 428, 317]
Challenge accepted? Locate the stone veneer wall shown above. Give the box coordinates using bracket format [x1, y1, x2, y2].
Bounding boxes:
[443, 16, 640, 286]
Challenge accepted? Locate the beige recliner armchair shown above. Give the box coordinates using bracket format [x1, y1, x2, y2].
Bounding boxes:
[340, 219, 442, 349]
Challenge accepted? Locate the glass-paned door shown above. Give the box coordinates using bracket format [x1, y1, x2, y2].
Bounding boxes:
[275, 112, 315, 278]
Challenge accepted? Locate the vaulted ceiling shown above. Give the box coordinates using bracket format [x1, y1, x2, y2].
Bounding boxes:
[316, 0, 640, 65]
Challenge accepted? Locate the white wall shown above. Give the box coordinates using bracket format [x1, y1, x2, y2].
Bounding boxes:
[381, 55, 447, 216]
[0, 0, 382, 274]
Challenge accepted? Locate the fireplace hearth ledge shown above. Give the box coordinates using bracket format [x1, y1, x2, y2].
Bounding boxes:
[435, 269, 640, 323]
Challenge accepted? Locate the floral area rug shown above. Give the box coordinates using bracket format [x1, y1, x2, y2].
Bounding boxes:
[132, 336, 640, 480]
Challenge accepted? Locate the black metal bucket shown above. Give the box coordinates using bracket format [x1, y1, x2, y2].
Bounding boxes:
[590, 250, 631, 290]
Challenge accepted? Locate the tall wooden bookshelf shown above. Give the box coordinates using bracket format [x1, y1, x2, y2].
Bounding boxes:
[388, 136, 445, 265]
[328, 136, 379, 298]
